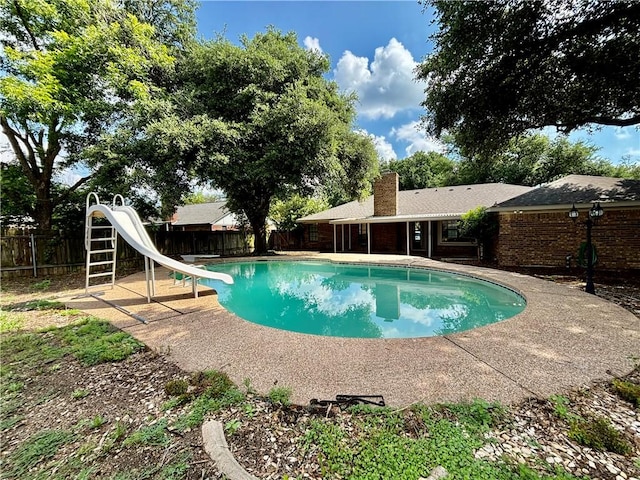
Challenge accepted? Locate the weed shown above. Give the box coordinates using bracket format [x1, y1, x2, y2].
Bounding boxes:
[0, 413, 24, 431]
[158, 452, 191, 479]
[24, 299, 65, 310]
[32, 279, 52, 291]
[4, 381, 24, 394]
[165, 378, 189, 396]
[549, 395, 572, 420]
[268, 386, 292, 407]
[8, 429, 75, 477]
[0, 317, 142, 375]
[174, 388, 244, 431]
[123, 418, 170, 447]
[60, 317, 144, 365]
[90, 415, 106, 429]
[612, 378, 640, 407]
[224, 419, 242, 435]
[304, 408, 582, 480]
[72, 388, 90, 399]
[435, 399, 505, 433]
[49, 363, 62, 372]
[191, 370, 235, 397]
[568, 415, 632, 455]
[162, 396, 189, 411]
[0, 310, 24, 332]
[101, 421, 128, 453]
[243, 402, 256, 419]
[243, 377, 256, 394]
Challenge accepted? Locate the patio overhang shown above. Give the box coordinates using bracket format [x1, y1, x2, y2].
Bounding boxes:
[329, 213, 464, 225]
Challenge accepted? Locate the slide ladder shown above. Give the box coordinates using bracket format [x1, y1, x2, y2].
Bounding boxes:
[84, 192, 233, 302]
[85, 193, 118, 293]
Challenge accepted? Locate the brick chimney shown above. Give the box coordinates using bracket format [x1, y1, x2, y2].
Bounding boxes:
[373, 172, 399, 216]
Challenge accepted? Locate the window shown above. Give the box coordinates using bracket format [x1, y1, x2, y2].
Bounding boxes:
[412, 222, 425, 250]
[439, 220, 475, 245]
[358, 223, 367, 246]
[309, 224, 318, 242]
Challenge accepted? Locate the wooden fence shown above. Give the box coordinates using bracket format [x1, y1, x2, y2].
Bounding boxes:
[0, 230, 252, 278]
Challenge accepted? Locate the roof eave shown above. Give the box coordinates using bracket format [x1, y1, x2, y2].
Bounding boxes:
[490, 200, 640, 213]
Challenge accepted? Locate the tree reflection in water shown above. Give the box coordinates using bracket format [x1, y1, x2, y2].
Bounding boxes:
[204, 262, 525, 338]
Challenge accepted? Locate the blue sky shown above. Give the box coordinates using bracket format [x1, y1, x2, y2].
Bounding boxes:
[196, 0, 640, 165]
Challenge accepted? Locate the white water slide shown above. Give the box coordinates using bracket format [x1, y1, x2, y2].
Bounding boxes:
[85, 193, 233, 302]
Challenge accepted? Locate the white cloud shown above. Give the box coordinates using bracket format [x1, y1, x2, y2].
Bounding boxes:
[390, 121, 445, 156]
[357, 129, 397, 161]
[303, 36, 322, 53]
[614, 127, 632, 140]
[626, 147, 640, 158]
[334, 38, 425, 119]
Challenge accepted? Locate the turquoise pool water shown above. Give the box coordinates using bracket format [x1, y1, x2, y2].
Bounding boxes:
[202, 261, 526, 339]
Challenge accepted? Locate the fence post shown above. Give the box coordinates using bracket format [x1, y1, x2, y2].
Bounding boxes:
[30, 233, 37, 277]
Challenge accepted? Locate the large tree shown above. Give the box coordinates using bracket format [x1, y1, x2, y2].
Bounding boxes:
[0, 0, 193, 231]
[387, 151, 455, 190]
[150, 30, 379, 254]
[451, 134, 634, 186]
[418, 0, 640, 156]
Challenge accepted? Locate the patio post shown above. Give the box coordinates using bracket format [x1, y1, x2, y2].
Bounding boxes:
[406, 222, 410, 255]
[367, 223, 371, 254]
[333, 224, 337, 253]
[427, 221, 432, 258]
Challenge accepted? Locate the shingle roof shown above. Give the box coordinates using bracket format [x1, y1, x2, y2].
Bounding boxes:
[172, 202, 233, 226]
[493, 175, 640, 209]
[298, 183, 533, 223]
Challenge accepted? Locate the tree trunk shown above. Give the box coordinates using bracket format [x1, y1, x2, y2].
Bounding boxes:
[248, 215, 269, 255]
[34, 183, 54, 233]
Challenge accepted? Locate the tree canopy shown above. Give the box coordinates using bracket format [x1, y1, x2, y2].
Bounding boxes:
[144, 29, 379, 253]
[0, 0, 193, 231]
[417, 0, 640, 156]
[452, 134, 640, 186]
[387, 151, 455, 190]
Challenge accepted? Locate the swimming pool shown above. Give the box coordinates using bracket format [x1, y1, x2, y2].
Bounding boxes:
[202, 261, 526, 338]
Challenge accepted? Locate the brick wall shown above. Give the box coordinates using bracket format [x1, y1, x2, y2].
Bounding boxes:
[373, 172, 399, 216]
[371, 223, 405, 253]
[496, 208, 640, 271]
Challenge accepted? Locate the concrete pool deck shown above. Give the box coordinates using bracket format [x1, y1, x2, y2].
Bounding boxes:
[65, 253, 640, 407]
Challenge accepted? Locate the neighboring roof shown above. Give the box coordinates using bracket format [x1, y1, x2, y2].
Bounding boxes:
[493, 175, 640, 210]
[298, 183, 533, 224]
[172, 202, 236, 226]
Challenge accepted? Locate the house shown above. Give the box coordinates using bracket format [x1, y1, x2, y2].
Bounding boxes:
[297, 173, 640, 272]
[170, 202, 242, 232]
[297, 172, 533, 259]
[490, 175, 640, 272]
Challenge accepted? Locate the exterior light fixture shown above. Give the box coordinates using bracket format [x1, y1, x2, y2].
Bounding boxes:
[589, 202, 604, 220]
[568, 204, 579, 220]
[569, 202, 604, 295]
